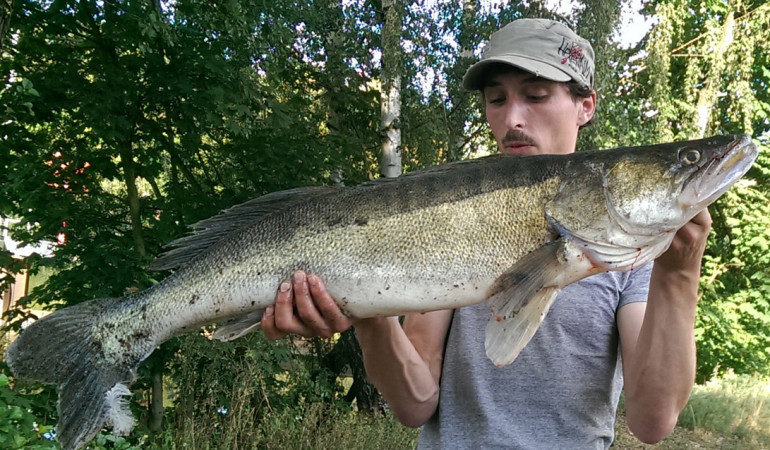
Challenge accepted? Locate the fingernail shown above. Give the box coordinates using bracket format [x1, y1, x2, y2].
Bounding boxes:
[293, 271, 305, 282]
[265, 306, 273, 316]
[307, 274, 317, 286]
[280, 281, 290, 292]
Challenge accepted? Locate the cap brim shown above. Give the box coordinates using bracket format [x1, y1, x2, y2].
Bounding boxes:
[462, 55, 571, 91]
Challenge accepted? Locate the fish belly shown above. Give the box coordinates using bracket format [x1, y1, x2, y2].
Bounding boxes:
[325, 276, 495, 318]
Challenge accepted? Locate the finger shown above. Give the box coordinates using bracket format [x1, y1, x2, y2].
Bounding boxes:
[272, 278, 315, 337]
[690, 208, 712, 227]
[307, 274, 354, 332]
[292, 271, 334, 337]
[261, 305, 287, 341]
[676, 209, 712, 246]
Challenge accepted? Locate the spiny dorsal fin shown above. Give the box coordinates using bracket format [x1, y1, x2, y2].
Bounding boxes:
[150, 186, 340, 271]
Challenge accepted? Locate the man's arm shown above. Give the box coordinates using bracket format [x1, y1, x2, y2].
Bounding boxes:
[355, 311, 452, 427]
[260, 270, 451, 427]
[618, 209, 711, 443]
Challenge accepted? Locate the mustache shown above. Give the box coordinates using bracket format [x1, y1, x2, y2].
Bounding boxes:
[502, 130, 536, 146]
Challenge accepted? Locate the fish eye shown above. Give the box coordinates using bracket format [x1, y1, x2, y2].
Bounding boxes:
[679, 148, 701, 165]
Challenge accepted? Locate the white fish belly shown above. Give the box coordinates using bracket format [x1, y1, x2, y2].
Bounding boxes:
[326, 276, 494, 318]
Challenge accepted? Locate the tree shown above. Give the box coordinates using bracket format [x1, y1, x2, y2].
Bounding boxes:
[380, 0, 403, 178]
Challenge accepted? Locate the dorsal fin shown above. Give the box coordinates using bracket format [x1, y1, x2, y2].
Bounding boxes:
[357, 154, 510, 187]
[150, 186, 340, 271]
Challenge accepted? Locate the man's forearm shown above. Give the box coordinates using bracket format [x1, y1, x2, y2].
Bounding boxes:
[624, 264, 698, 443]
[354, 316, 443, 427]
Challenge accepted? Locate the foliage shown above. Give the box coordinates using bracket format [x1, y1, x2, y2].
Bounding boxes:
[1, 0, 390, 435]
[0, 372, 57, 449]
[167, 332, 341, 427]
[150, 400, 418, 449]
[699, 159, 770, 381]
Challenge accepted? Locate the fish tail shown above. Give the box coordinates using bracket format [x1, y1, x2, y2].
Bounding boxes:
[5, 297, 144, 450]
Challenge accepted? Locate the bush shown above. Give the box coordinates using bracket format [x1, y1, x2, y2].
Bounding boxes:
[0, 371, 57, 449]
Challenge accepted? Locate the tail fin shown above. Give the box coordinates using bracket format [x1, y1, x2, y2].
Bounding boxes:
[5, 298, 142, 450]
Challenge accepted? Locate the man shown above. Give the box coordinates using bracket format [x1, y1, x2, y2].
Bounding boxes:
[261, 19, 709, 448]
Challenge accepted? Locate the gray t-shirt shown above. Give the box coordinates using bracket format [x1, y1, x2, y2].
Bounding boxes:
[417, 265, 652, 449]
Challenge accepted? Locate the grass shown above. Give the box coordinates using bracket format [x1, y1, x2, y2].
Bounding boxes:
[151, 403, 419, 450]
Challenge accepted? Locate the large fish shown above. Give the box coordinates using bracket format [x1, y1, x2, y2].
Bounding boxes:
[5, 135, 758, 449]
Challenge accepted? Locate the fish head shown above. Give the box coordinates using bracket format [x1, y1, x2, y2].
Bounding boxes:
[546, 135, 757, 270]
[603, 134, 758, 235]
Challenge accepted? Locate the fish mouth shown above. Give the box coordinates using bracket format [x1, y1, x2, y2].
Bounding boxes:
[681, 135, 758, 210]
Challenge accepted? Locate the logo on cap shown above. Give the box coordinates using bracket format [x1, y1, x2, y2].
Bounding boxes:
[557, 38, 592, 85]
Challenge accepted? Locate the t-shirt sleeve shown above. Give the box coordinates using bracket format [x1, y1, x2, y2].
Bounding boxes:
[618, 263, 653, 308]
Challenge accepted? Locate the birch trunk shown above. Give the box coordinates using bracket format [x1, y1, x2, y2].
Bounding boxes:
[380, 0, 402, 179]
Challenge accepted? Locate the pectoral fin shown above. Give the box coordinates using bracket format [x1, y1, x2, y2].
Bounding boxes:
[485, 238, 601, 367]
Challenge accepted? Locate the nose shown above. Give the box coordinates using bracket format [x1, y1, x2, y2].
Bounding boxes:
[503, 99, 526, 129]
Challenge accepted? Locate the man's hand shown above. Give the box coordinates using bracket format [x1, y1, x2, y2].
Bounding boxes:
[261, 270, 354, 340]
[655, 209, 712, 275]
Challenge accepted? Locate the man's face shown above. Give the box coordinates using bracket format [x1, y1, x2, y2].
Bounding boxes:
[483, 69, 596, 156]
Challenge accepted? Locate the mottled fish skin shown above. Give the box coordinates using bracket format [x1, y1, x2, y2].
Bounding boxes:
[4, 135, 758, 450]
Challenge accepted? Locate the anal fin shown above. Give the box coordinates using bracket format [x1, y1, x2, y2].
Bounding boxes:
[485, 238, 601, 367]
[211, 310, 265, 341]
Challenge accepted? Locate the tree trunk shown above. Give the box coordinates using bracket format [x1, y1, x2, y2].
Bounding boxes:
[150, 367, 164, 432]
[0, 0, 12, 51]
[380, 0, 402, 178]
[118, 141, 146, 258]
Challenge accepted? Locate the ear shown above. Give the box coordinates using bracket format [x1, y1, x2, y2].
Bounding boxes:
[577, 90, 597, 126]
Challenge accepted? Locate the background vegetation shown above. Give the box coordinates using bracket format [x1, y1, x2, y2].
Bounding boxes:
[1, 0, 768, 448]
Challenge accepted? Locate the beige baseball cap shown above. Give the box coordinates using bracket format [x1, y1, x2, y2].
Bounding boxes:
[462, 18, 594, 91]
